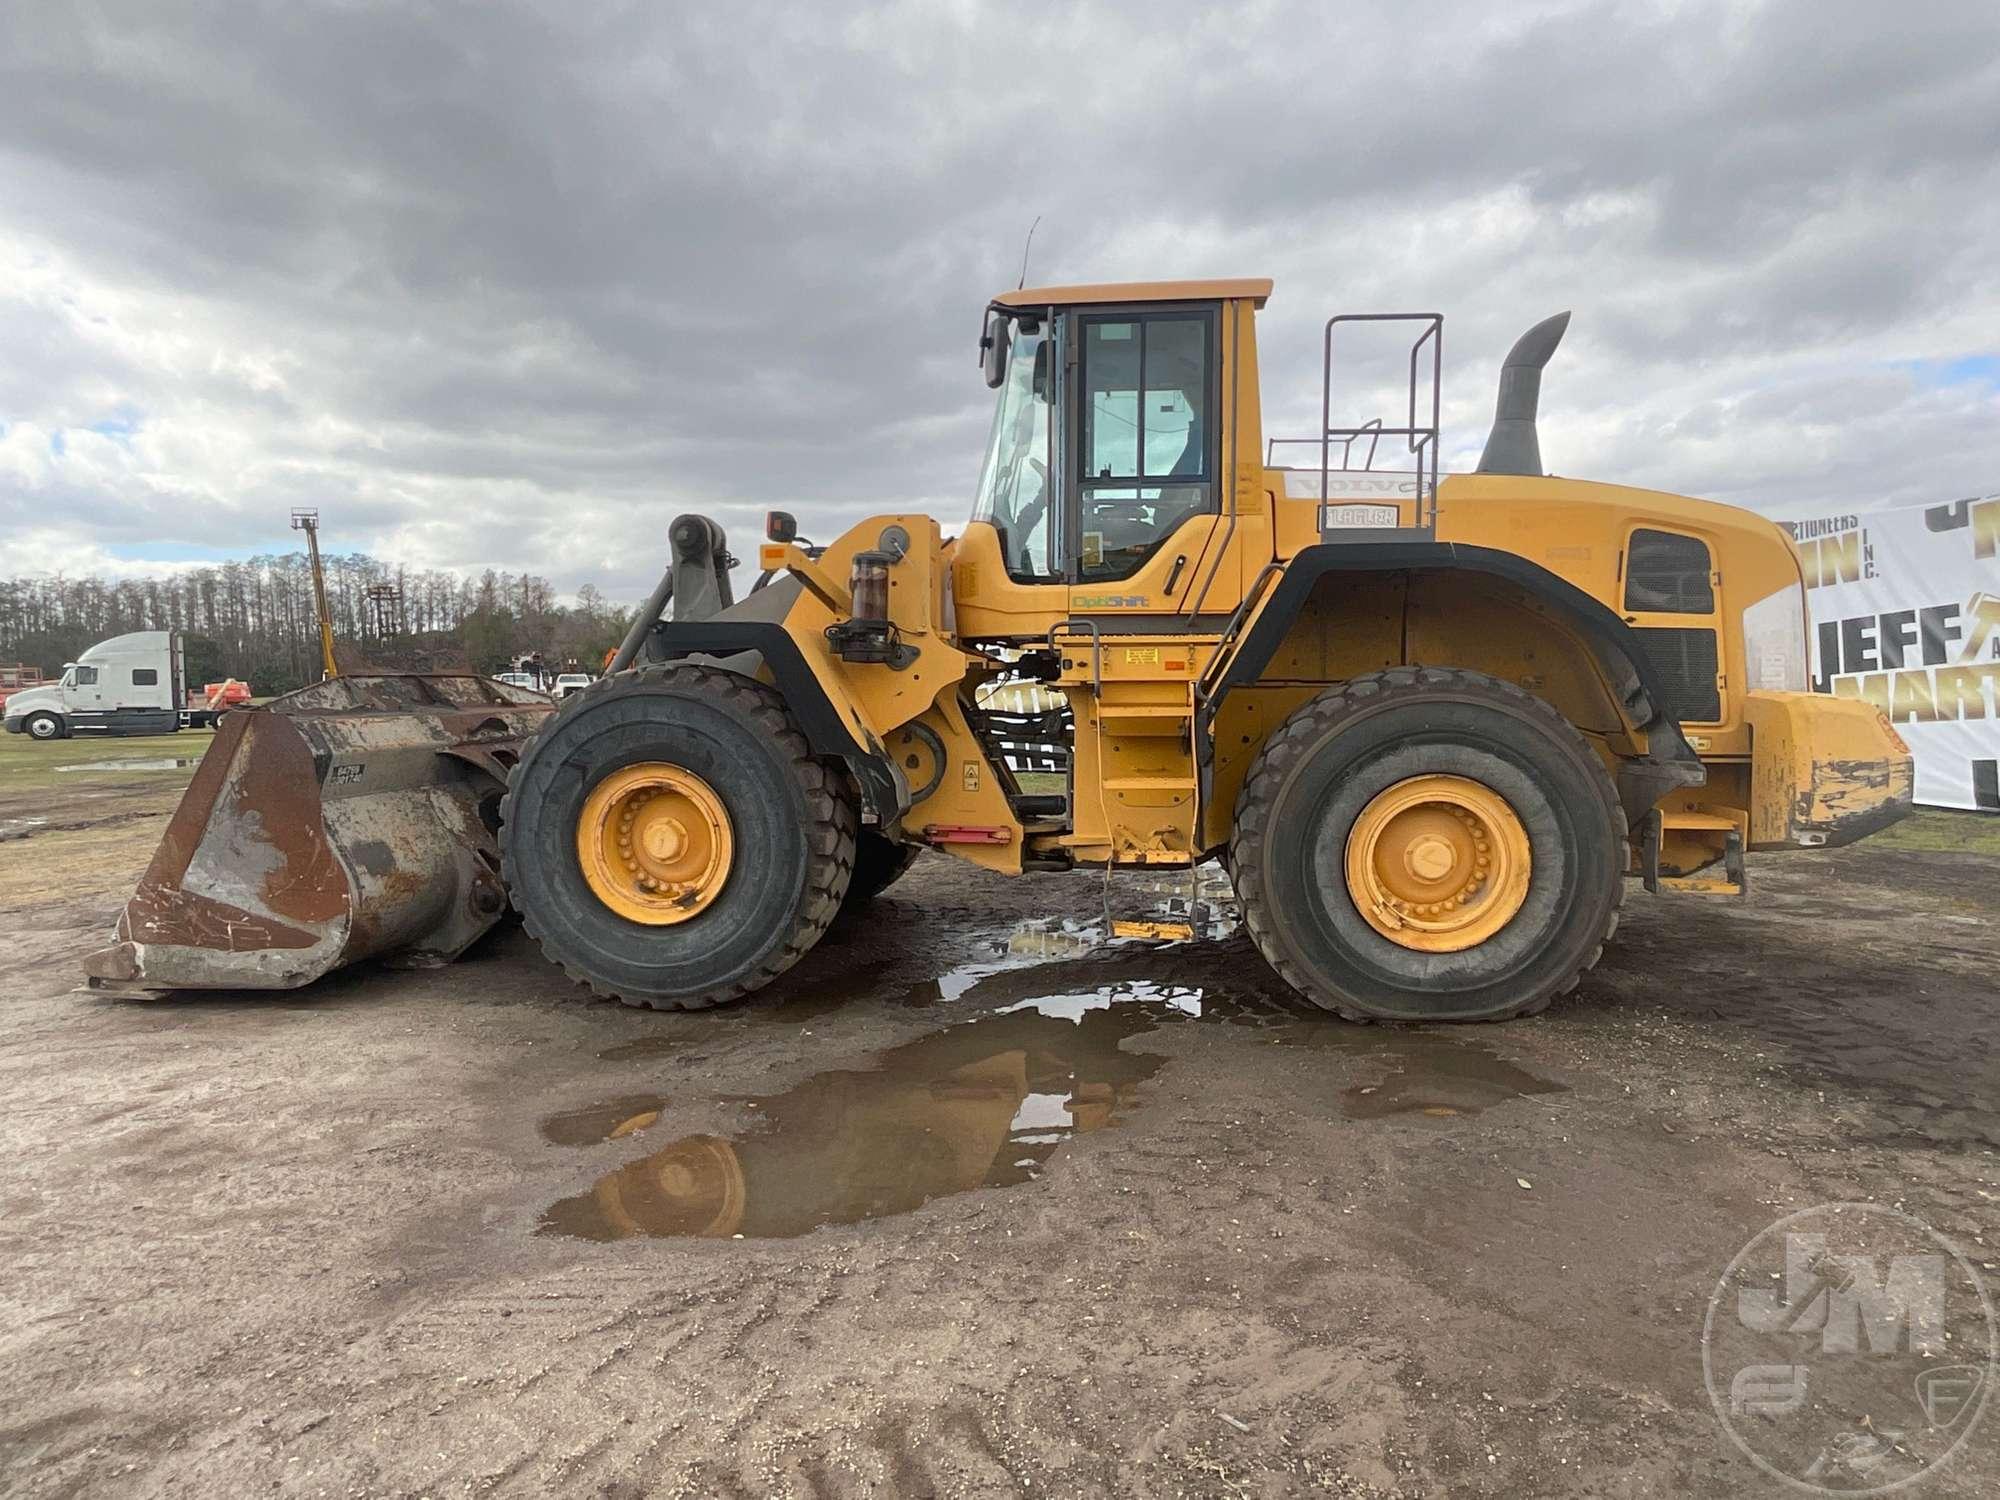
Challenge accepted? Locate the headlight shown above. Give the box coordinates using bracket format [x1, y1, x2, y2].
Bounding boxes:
[1742, 582, 1808, 692]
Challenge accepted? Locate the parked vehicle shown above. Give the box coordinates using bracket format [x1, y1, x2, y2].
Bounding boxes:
[0, 664, 50, 716]
[494, 671, 553, 696]
[3, 631, 188, 740]
[554, 673, 593, 699]
[185, 678, 252, 729]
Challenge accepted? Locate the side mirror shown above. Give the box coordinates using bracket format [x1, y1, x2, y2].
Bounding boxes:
[765, 510, 798, 543]
[980, 312, 1011, 389]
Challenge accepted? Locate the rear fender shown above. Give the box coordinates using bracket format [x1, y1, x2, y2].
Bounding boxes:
[1202, 542, 1708, 808]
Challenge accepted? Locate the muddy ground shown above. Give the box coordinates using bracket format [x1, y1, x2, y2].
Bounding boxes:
[1, 753, 1996, 1498]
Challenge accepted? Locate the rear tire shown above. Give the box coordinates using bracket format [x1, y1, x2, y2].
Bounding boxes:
[1230, 667, 1625, 1023]
[500, 665, 856, 1010]
[24, 712, 63, 742]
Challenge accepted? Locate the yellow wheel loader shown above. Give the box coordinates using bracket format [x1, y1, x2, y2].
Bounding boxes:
[91, 280, 1913, 1022]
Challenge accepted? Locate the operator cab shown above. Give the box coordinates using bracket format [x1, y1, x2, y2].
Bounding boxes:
[969, 279, 1269, 622]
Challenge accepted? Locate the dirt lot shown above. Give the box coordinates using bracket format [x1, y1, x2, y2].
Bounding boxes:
[1, 737, 1996, 1497]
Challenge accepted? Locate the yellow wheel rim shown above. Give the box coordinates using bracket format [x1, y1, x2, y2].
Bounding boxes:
[576, 763, 733, 925]
[596, 1135, 747, 1239]
[1344, 774, 1532, 953]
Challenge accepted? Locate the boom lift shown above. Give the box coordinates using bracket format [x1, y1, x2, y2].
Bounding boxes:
[290, 508, 339, 682]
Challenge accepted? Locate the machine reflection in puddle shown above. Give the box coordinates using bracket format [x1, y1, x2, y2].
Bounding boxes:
[545, 950, 1566, 1242]
[540, 1093, 669, 1146]
[543, 997, 1174, 1242]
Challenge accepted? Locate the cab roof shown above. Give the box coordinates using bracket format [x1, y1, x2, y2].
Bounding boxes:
[994, 277, 1272, 309]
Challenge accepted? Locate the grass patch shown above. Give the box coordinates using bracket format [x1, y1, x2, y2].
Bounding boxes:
[1867, 808, 2000, 855]
[0, 729, 213, 796]
[1014, 771, 1067, 795]
[0, 805, 183, 909]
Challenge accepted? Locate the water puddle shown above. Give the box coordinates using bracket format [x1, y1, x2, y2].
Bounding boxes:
[993, 920, 1099, 961]
[1283, 1028, 1570, 1119]
[547, 942, 1566, 1242]
[544, 997, 1179, 1241]
[540, 1094, 669, 1146]
[55, 758, 199, 773]
[592, 908, 1229, 1068]
[0, 815, 49, 843]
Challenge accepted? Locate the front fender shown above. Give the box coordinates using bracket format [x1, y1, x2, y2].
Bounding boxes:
[645, 616, 902, 823]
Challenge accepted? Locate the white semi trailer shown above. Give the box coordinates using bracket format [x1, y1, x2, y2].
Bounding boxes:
[2, 631, 191, 741]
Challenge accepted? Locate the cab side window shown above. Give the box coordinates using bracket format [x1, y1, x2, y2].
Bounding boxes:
[74, 666, 98, 686]
[1076, 311, 1215, 582]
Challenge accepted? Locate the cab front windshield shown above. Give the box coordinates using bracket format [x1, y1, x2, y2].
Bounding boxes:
[971, 319, 1055, 581]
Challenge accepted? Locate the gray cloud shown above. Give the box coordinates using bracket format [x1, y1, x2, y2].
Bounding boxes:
[2, 0, 1997, 596]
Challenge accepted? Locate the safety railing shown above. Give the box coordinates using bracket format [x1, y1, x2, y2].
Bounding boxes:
[1266, 312, 1442, 535]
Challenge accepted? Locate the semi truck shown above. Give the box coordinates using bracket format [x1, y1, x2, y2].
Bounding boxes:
[2, 630, 198, 740]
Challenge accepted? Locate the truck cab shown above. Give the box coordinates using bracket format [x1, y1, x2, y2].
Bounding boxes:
[2, 631, 187, 741]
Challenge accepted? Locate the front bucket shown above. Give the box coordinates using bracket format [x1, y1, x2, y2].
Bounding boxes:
[83, 674, 555, 992]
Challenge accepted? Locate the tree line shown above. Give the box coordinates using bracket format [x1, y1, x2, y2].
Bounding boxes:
[0, 552, 634, 695]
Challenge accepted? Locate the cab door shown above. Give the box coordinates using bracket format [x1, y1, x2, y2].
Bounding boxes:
[1065, 304, 1226, 622]
[66, 664, 106, 724]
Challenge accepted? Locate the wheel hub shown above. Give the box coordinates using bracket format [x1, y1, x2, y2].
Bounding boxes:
[577, 763, 734, 925]
[1403, 834, 1456, 882]
[1344, 774, 1532, 952]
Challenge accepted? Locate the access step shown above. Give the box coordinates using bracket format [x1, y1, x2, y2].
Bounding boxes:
[1097, 703, 1192, 738]
[1640, 808, 1747, 896]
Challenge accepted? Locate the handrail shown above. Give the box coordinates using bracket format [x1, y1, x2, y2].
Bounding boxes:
[1046, 619, 1102, 694]
[1320, 313, 1443, 529]
[1195, 560, 1283, 700]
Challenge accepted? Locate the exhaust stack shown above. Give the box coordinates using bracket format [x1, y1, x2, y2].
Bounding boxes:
[1475, 311, 1570, 477]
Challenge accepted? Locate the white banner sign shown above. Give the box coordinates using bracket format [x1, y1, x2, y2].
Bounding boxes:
[1778, 495, 2000, 811]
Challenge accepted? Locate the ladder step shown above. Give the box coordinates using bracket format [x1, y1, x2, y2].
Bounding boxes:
[1656, 872, 1745, 895]
[1641, 812, 1747, 898]
[1103, 775, 1197, 791]
[1099, 704, 1191, 719]
[1661, 810, 1740, 832]
[1111, 918, 1196, 941]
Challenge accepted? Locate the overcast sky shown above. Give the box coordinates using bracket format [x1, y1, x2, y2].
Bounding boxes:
[2, 0, 1997, 601]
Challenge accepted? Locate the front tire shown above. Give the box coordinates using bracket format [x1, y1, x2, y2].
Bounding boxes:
[840, 831, 921, 914]
[1231, 667, 1625, 1022]
[24, 712, 63, 741]
[500, 665, 856, 1010]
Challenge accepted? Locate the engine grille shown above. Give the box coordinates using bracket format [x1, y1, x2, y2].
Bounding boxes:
[1634, 627, 1721, 723]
